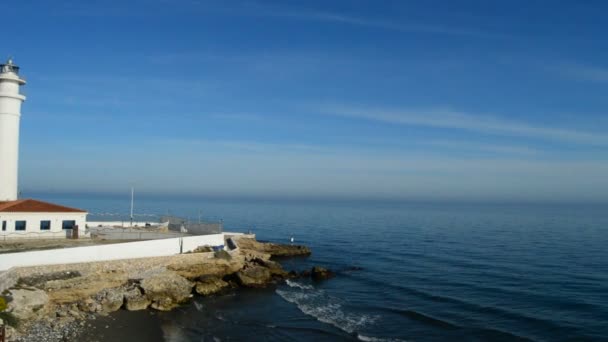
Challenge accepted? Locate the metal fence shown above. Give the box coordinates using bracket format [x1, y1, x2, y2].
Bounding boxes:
[159, 215, 223, 235]
[87, 226, 187, 240]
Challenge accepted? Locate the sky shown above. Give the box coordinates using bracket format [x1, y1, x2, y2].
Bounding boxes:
[4, 0, 608, 202]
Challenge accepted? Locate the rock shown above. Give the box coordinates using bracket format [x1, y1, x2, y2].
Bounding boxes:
[252, 258, 289, 278]
[140, 271, 193, 311]
[8, 288, 49, 320]
[192, 245, 213, 253]
[235, 266, 272, 287]
[17, 270, 82, 288]
[236, 238, 311, 257]
[124, 287, 151, 311]
[194, 277, 229, 296]
[78, 298, 101, 313]
[166, 258, 242, 280]
[68, 309, 81, 318]
[214, 250, 232, 260]
[311, 266, 334, 281]
[96, 288, 124, 312]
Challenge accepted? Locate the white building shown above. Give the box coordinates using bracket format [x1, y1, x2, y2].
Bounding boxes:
[0, 199, 87, 239]
[0, 58, 88, 239]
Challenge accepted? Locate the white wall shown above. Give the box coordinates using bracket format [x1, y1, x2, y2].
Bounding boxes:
[0, 233, 230, 271]
[0, 212, 87, 239]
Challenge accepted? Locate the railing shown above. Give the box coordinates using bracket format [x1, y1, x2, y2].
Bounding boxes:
[159, 215, 223, 235]
[87, 226, 186, 240]
[0, 64, 19, 75]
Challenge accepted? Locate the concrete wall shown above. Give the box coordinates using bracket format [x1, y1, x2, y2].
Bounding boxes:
[0, 212, 88, 239]
[0, 233, 231, 271]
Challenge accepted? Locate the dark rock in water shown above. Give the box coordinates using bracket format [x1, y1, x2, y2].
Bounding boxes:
[195, 276, 229, 296]
[300, 270, 312, 278]
[235, 266, 272, 287]
[311, 266, 334, 281]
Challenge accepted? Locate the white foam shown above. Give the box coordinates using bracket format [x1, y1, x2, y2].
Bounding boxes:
[285, 279, 314, 290]
[357, 334, 407, 342]
[276, 287, 378, 334]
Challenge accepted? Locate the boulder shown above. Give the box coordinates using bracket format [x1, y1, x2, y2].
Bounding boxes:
[266, 244, 311, 257]
[8, 288, 49, 320]
[140, 271, 193, 311]
[235, 238, 311, 257]
[235, 266, 272, 288]
[123, 287, 151, 311]
[78, 298, 101, 313]
[167, 258, 242, 280]
[252, 258, 288, 278]
[192, 246, 213, 253]
[311, 266, 334, 281]
[194, 277, 229, 296]
[96, 288, 124, 312]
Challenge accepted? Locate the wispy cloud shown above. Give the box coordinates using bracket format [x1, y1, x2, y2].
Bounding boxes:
[209, 1, 509, 39]
[322, 106, 608, 145]
[556, 63, 608, 83]
[424, 140, 539, 156]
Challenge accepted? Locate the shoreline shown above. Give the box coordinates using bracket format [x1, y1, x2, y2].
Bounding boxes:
[3, 236, 317, 341]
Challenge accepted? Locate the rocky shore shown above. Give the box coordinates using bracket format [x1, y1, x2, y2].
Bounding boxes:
[1, 236, 323, 341]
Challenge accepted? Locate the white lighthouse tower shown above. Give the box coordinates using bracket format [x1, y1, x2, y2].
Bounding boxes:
[0, 58, 26, 201]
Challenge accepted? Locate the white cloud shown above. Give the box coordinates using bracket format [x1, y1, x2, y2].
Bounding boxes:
[424, 140, 539, 155]
[556, 63, 608, 83]
[322, 106, 608, 145]
[230, 2, 508, 39]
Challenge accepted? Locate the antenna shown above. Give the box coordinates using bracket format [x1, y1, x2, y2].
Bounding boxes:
[130, 186, 134, 227]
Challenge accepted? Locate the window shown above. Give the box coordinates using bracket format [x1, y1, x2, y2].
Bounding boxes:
[15, 221, 26, 231]
[62, 220, 76, 230]
[1, 221, 5, 231]
[40, 220, 51, 231]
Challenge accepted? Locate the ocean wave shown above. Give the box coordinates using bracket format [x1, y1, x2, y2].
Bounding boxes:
[357, 334, 407, 342]
[285, 279, 314, 290]
[276, 286, 379, 335]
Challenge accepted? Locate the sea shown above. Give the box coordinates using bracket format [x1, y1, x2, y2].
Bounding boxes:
[39, 194, 608, 342]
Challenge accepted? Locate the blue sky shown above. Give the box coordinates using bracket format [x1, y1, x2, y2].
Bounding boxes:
[5, 0, 608, 202]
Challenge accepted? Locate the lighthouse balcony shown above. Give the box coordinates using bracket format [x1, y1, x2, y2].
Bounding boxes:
[0, 64, 19, 75]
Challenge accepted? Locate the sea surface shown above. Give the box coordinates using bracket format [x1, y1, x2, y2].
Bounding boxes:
[41, 195, 608, 341]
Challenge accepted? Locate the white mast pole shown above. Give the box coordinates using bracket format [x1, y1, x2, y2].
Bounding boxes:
[130, 186, 134, 227]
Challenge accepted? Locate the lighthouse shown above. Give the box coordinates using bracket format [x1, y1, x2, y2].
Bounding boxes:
[0, 58, 26, 201]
